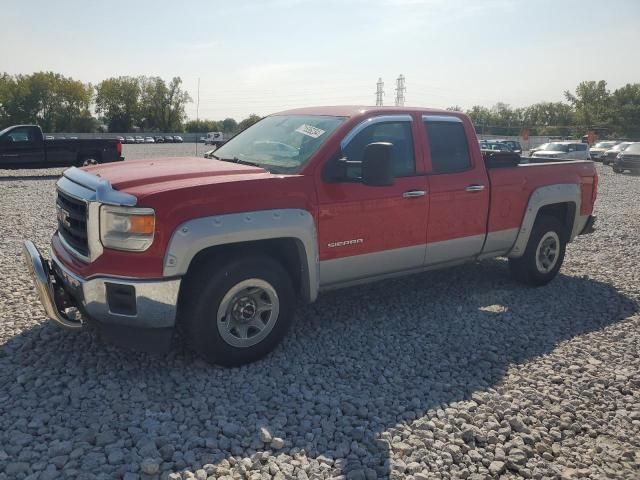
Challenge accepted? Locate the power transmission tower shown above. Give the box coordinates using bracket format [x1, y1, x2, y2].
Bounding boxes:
[375, 78, 385, 106]
[394, 74, 406, 106]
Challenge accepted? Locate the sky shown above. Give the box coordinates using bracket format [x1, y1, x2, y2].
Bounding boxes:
[1, 0, 639, 121]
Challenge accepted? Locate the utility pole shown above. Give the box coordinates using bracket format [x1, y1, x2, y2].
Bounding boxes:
[195, 77, 200, 156]
[394, 74, 406, 107]
[375, 78, 385, 106]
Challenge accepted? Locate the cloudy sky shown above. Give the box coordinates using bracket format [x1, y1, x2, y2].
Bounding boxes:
[2, 0, 639, 120]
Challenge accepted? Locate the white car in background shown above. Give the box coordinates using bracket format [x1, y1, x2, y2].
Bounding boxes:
[144, 136, 155, 143]
[531, 141, 590, 161]
[589, 141, 619, 161]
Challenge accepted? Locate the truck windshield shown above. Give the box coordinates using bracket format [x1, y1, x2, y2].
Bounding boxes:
[212, 115, 345, 173]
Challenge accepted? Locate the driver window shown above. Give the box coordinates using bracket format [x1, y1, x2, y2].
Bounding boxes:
[342, 121, 415, 180]
[7, 127, 33, 144]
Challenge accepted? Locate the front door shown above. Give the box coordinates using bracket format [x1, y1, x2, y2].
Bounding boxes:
[0, 126, 44, 168]
[316, 115, 429, 286]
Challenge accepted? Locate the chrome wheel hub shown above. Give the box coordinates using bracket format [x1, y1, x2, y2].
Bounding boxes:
[535, 231, 560, 274]
[217, 279, 279, 348]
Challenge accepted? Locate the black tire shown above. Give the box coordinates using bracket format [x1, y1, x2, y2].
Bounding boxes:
[80, 157, 98, 167]
[180, 255, 295, 367]
[509, 215, 567, 286]
[612, 166, 623, 174]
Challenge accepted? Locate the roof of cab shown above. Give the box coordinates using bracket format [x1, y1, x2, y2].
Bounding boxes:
[271, 105, 455, 118]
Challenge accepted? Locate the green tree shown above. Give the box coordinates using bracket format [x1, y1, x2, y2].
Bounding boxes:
[238, 114, 261, 131]
[0, 72, 93, 131]
[221, 117, 238, 134]
[139, 76, 192, 131]
[609, 83, 640, 138]
[95, 76, 140, 132]
[521, 102, 574, 136]
[564, 80, 611, 129]
[466, 105, 495, 134]
[184, 119, 221, 133]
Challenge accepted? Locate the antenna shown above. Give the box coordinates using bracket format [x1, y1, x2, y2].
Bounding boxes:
[394, 74, 406, 106]
[195, 77, 200, 156]
[375, 78, 385, 106]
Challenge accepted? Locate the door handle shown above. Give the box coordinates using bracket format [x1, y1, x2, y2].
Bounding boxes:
[465, 184, 485, 192]
[402, 190, 427, 198]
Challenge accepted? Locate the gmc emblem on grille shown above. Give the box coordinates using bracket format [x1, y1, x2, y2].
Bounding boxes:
[56, 206, 71, 229]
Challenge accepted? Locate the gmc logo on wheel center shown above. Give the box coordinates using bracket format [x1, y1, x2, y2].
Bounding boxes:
[327, 238, 364, 248]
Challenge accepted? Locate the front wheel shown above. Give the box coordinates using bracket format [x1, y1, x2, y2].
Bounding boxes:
[612, 166, 624, 174]
[509, 215, 567, 286]
[181, 255, 295, 366]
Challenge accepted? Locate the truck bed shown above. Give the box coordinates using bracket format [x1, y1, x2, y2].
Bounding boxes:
[486, 159, 597, 247]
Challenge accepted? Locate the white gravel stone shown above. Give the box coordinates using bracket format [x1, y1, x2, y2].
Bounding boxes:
[0, 161, 639, 479]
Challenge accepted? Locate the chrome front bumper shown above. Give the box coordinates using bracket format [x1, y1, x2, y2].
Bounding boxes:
[23, 240, 181, 330]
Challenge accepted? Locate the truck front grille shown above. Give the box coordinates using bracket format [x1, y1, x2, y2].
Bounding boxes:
[56, 190, 89, 258]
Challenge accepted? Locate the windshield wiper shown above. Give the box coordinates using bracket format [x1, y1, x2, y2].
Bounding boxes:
[217, 156, 261, 167]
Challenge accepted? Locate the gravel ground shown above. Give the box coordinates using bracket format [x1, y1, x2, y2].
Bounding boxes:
[0, 161, 638, 480]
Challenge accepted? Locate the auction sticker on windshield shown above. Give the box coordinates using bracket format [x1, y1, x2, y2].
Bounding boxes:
[295, 124, 325, 138]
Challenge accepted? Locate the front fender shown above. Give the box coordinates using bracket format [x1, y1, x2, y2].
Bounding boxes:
[163, 209, 319, 302]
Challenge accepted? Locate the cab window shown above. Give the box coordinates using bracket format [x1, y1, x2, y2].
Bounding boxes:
[424, 121, 472, 173]
[4, 127, 35, 144]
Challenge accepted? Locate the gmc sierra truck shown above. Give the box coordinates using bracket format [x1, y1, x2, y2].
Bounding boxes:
[0, 125, 123, 168]
[23, 106, 597, 366]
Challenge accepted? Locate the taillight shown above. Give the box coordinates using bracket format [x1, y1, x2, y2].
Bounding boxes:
[116, 141, 122, 155]
[592, 173, 598, 204]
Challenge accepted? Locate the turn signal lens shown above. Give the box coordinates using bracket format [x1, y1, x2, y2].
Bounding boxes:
[128, 215, 155, 235]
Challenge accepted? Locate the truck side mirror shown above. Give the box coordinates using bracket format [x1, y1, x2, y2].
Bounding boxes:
[362, 142, 394, 186]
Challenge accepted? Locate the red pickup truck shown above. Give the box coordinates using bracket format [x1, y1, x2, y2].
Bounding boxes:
[24, 106, 597, 366]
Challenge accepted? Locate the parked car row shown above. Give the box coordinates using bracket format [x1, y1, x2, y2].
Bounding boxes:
[119, 135, 184, 144]
[609, 142, 640, 174]
[530, 141, 590, 161]
[479, 139, 523, 154]
[600, 142, 631, 165]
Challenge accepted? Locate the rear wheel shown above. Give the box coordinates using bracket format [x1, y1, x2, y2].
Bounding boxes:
[181, 255, 295, 366]
[80, 157, 98, 167]
[612, 166, 624, 174]
[509, 215, 567, 286]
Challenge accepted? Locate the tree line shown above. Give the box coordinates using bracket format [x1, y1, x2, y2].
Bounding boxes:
[454, 81, 640, 139]
[0, 72, 262, 134]
[1, 73, 639, 138]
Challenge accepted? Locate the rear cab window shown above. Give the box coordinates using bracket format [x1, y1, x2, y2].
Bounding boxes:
[423, 116, 472, 174]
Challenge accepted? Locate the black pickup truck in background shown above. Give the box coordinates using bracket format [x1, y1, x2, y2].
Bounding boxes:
[0, 125, 124, 169]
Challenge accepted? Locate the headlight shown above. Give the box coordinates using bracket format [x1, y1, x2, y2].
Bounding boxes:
[100, 205, 155, 252]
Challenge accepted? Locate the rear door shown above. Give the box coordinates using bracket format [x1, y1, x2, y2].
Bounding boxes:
[316, 114, 429, 286]
[422, 115, 489, 265]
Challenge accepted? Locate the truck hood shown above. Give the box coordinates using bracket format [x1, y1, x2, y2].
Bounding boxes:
[84, 157, 271, 195]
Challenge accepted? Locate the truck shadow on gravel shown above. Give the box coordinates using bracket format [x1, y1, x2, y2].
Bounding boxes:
[1, 259, 637, 478]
